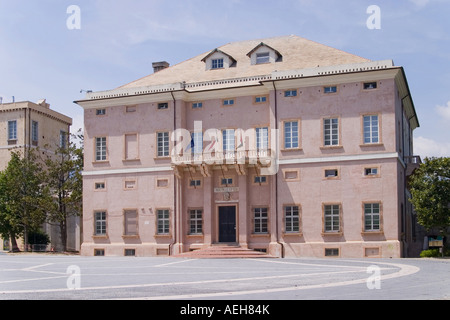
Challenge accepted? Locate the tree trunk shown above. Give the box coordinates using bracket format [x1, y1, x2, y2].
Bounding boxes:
[60, 219, 67, 252]
[9, 231, 20, 252]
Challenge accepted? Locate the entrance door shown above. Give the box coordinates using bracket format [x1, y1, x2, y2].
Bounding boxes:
[218, 206, 236, 243]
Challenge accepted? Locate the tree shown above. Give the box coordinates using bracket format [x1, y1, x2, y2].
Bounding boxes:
[409, 157, 450, 240]
[43, 132, 83, 251]
[0, 150, 49, 251]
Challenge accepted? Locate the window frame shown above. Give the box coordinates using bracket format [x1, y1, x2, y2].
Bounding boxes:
[156, 131, 170, 158]
[253, 207, 269, 234]
[362, 114, 381, 145]
[322, 117, 340, 147]
[211, 58, 224, 69]
[156, 209, 170, 235]
[363, 202, 382, 233]
[323, 204, 341, 234]
[123, 209, 139, 237]
[94, 211, 107, 236]
[8, 120, 17, 142]
[283, 120, 300, 150]
[95, 137, 107, 162]
[284, 205, 301, 234]
[189, 208, 203, 235]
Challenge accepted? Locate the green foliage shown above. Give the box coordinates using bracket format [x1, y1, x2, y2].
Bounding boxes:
[409, 157, 450, 232]
[27, 229, 50, 245]
[420, 248, 450, 258]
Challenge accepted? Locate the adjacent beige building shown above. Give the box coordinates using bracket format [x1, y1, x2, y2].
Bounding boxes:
[0, 99, 79, 252]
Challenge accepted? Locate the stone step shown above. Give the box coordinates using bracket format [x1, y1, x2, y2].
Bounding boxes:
[172, 246, 274, 259]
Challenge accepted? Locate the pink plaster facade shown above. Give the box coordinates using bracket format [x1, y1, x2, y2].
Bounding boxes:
[77, 36, 420, 258]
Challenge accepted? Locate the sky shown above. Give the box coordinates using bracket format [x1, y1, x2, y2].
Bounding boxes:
[0, 0, 449, 158]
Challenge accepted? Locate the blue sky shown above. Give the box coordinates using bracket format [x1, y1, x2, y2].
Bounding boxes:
[0, 0, 449, 158]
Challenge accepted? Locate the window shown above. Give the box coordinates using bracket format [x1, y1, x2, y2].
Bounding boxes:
[325, 169, 339, 178]
[189, 209, 203, 235]
[284, 121, 299, 149]
[95, 182, 105, 190]
[212, 58, 224, 69]
[284, 90, 297, 97]
[256, 127, 268, 150]
[256, 52, 270, 64]
[192, 102, 203, 109]
[189, 179, 202, 188]
[364, 82, 377, 90]
[221, 178, 233, 186]
[124, 210, 138, 236]
[365, 168, 379, 176]
[157, 132, 169, 157]
[158, 103, 168, 110]
[95, 137, 107, 161]
[324, 204, 340, 233]
[254, 176, 267, 184]
[96, 109, 106, 115]
[324, 86, 337, 93]
[325, 248, 339, 257]
[8, 120, 17, 141]
[94, 249, 105, 256]
[285, 206, 300, 233]
[255, 96, 267, 103]
[323, 118, 339, 146]
[60, 130, 67, 149]
[222, 129, 235, 152]
[254, 207, 268, 234]
[31, 121, 38, 145]
[190, 132, 203, 155]
[95, 211, 107, 236]
[124, 249, 136, 256]
[364, 203, 381, 232]
[283, 169, 299, 181]
[157, 209, 170, 235]
[363, 115, 379, 144]
[223, 99, 235, 106]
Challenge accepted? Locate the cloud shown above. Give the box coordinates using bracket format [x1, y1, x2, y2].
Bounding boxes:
[436, 101, 450, 120]
[409, 0, 431, 8]
[414, 136, 450, 158]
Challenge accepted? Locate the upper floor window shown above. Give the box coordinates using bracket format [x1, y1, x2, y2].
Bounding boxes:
[60, 130, 67, 149]
[256, 52, 270, 64]
[96, 109, 106, 116]
[324, 86, 337, 94]
[158, 103, 168, 110]
[323, 118, 339, 146]
[284, 121, 299, 149]
[284, 90, 297, 97]
[222, 129, 235, 152]
[157, 132, 169, 157]
[363, 115, 379, 144]
[364, 82, 377, 90]
[31, 121, 38, 145]
[95, 137, 107, 161]
[211, 58, 224, 69]
[8, 120, 17, 141]
[256, 127, 269, 150]
[192, 102, 203, 109]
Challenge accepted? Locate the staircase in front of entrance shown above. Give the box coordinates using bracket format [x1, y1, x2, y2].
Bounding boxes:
[172, 245, 274, 259]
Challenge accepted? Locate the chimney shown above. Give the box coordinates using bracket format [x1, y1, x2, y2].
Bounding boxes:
[152, 61, 170, 73]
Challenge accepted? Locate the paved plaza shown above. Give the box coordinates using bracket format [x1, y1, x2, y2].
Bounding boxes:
[0, 254, 449, 301]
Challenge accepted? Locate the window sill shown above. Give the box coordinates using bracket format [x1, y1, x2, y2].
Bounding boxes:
[92, 160, 109, 164]
[154, 156, 171, 160]
[122, 158, 141, 162]
[321, 232, 343, 236]
[361, 231, 384, 236]
[283, 232, 303, 237]
[281, 147, 303, 152]
[320, 145, 343, 150]
[154, 234, 172, 238]
[360, 143, 384, 148]
[251, 233, 270, 237]
[92, 235, 108, 239]
[122, 235, 140, 239]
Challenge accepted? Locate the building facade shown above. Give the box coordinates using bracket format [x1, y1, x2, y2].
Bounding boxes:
[0, 99, 78, 252]
[76, 35, 421, 258]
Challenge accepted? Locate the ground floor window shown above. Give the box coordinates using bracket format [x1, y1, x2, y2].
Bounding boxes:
[189, 209, 203, 235]
[364, 203, 381, 231]
[284, 205, 300, 233]
[324, 204, 340, 233]
[95, 211, 107, 235]
[157, 209, 170, 235]
[254, 207, 268, 234]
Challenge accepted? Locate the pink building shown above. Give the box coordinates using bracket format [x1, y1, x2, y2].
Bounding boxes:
[75, 35, 421, 258]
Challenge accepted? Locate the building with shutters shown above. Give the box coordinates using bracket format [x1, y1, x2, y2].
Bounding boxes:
[75, 35, 421, 258]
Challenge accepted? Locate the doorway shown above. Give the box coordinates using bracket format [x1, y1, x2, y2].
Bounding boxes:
[218, 206, 236, 243]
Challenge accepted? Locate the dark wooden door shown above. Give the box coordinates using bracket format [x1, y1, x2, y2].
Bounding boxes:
[218, 206, 236, 243]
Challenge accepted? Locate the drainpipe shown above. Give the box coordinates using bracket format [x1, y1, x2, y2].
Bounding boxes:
[272, 81, 284, 258]
[170, 91, 177, 256]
